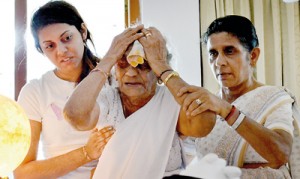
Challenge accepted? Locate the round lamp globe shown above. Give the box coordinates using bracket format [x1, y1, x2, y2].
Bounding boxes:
[0, 95, 31, 177]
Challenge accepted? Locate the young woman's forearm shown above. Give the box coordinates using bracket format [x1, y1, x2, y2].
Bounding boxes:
[14, 147, 93, 179]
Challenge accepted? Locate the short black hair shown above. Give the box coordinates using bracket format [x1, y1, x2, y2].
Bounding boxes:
[202, 15, 259, 52]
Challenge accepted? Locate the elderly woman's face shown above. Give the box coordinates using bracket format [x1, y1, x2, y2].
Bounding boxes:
[206, 32, 253, 88]
[115, 50, 157, 99]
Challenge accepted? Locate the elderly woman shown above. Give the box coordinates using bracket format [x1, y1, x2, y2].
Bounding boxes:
[63, 26, 215, 179]
[178, 15, 300, 178]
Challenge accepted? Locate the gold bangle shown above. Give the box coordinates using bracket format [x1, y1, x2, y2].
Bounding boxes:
[90, 67, 109, 79]
[158, 69, 173, 84]
[163, 71, 179, 85]
[82, 146, 92, 161]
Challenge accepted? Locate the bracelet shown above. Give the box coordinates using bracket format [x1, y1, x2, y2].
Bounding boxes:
[224, 105, 236, 121]
[163, 71, 179, 85]
[231, 111, 246, 130]
[90, 67, 109, 79]
[82, 146, 92, 161]
[158, 69, 173, 84]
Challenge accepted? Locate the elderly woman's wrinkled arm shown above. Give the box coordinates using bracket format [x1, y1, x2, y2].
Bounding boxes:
[154, 72, 216, 137]
[138, 27, 216, 137]
[63, 68, 106, 131]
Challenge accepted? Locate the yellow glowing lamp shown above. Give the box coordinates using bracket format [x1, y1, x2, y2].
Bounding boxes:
[0, 95, 31, 177]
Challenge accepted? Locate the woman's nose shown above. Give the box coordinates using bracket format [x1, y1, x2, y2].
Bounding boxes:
[215, 54, 227, 66]
[57, 42, 67, 55]
[125, 65, 139, 76]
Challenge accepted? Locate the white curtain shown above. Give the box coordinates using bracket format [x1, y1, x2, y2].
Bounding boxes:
[200, 0, 300, 100]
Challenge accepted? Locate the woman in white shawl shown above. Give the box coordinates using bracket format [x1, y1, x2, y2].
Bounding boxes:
[63, 25, 215, 179]
[178, 15, 300, 178]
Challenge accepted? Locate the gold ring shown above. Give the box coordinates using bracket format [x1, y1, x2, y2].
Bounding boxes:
[195, 99, 202, 105]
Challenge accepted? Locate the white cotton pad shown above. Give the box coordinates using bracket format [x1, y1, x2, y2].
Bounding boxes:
[127, 40, 145, 67]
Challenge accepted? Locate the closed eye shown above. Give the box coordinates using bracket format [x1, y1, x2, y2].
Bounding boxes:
[117, 57, 130, 68]
[137, 61, 151, 71]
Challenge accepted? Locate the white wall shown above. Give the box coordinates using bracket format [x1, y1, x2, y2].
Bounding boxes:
[140, 0, 201, 86]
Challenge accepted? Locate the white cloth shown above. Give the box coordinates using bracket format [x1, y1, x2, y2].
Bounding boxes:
[284, 88, 300, 179]
[180, 153, 241, 179]
[18, 70, 97, 179]
[93, 86, 182, 179]
[126, 40, 145, 67]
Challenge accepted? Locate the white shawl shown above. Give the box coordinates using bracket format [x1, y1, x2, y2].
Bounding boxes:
[93, 86, 181, 179]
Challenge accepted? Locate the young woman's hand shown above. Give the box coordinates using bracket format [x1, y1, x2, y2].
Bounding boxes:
[84, 126, 115, 160]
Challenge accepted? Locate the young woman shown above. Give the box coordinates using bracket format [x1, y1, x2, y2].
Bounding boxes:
[14, 1, 114, 178]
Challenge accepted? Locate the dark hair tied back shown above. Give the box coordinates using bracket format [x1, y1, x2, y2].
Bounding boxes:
[30, 0, 100, 82]
[202, 15, 259, 52]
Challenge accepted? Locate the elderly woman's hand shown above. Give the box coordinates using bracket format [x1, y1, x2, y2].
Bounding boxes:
[103, 25, 144, 65]
[139, 27, 171, 76]
[177, 85, 232, 118]
[83, 126, 115, 161]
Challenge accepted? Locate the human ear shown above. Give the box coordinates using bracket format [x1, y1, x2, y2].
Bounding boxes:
[80, 23, 88, 41]
[250, 47, 260, 66]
